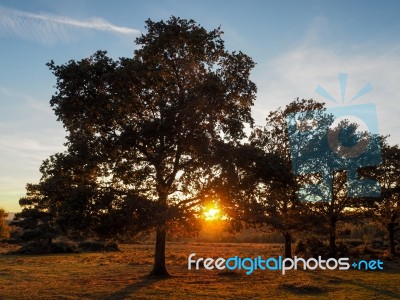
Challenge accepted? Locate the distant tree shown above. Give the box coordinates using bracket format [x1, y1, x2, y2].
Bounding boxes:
[311, 170, 360, 257]
[12, 153, 79, 252]
[250, 98, 375, 257]
[288, 107, 379, 257]
[0, 208, 10, 238]
[12, 182, 57, 253]
[45, 16, 256, 276]
[362, 141, 400, 256]
[249, 98, 326, 258]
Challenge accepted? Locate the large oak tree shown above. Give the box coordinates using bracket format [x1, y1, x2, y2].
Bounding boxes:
[46, 17, 256, 276]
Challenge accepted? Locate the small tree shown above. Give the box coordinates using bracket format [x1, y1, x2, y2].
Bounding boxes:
[249, 99, 326, 258]
[362, 141, 400, 256]
[311, 170, 358, 257]
[12, 182, 57, 254]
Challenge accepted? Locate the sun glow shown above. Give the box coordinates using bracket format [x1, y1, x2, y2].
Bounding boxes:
[204, 206, 221, 221]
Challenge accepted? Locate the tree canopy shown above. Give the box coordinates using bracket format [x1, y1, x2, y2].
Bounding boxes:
[42, 16, 257, 276]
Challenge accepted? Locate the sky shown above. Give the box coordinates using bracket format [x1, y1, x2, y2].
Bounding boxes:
[1, 0, 400, 212]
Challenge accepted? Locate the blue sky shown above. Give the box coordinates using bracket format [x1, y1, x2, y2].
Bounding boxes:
[1, 0, 400, 212]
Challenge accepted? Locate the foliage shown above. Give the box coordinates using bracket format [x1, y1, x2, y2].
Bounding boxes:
[248, 99, 327, 257]
[361, 140, 400, 256]
[12, 182, 57, 254]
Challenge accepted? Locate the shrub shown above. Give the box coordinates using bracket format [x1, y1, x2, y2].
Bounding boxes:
[78, 241, 119, 252]
[51, 242, 75, 254]
[0, 238, 23, 244]
[344, 239, 363, 248]
[294, 237, 329, 258]
[12, 240, 52, 255]
[336, 241, 350, 257]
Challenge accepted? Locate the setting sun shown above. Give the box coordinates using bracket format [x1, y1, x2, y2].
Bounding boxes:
[204, 206, 220, 221]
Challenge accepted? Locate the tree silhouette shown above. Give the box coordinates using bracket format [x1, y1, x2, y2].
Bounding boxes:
[285, 103, 380, 257]
[361, 140, 400, 256]
[249, 98, 326, 258]
[46, 17, 256, 276]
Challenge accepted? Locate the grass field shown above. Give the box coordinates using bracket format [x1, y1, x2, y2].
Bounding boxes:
[0, 242, 399, 299]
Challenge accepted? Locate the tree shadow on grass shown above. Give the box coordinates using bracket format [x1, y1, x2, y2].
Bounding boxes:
[103, 275, 172, 300]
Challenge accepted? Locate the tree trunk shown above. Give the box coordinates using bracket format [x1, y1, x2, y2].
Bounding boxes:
[149, 228, 170, 277]
[329, 220, 336, 257]
[149, 190, 170, 277]
[283, 232, 292, 258]
[388, 223, 397, 257]
[149, 228, 169, 277]
[149, 186, 171, 277]
[45, 237, 52, 254]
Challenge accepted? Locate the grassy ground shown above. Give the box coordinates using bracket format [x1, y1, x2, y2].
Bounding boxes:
[0, 242, 399, 299]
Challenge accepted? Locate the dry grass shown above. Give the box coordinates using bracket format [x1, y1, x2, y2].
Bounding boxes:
[0, 242, 399, 299]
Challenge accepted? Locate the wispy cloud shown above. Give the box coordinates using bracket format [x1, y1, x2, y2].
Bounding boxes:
[252, 19, 400, 145]
[0, 5, 140, 45]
